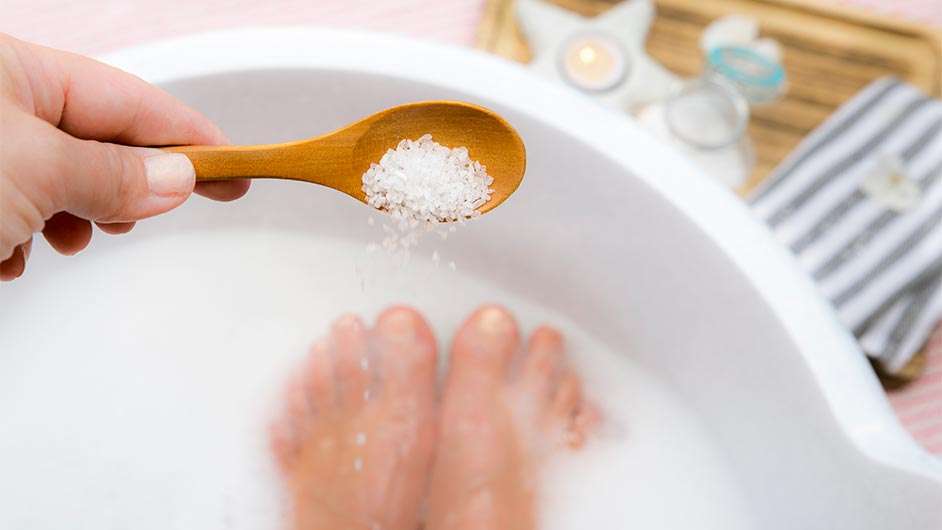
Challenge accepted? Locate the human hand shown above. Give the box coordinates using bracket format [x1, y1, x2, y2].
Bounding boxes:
[0, 33, 249, 280]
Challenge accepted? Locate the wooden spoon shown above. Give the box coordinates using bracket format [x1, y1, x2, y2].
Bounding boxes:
[166, 101, 526, 215]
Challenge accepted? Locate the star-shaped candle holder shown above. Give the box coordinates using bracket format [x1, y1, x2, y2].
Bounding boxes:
[516, 0, 679, 112]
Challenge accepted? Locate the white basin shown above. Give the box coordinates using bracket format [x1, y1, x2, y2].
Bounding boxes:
[0, 28, 939, 529]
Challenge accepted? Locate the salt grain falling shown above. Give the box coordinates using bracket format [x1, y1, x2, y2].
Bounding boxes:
[363, 389, 371, 402]
[355, 432, 367, 446]
[354, 457, 363, 472]
[360, 357, 369, 371]
[448, 261, 457, 271]
[362, 134, 493, 257]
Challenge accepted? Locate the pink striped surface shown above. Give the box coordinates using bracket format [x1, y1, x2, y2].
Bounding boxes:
[833, 0, 942, 25]
[2, 0, 940, 456]
[891, 325, 942, 453]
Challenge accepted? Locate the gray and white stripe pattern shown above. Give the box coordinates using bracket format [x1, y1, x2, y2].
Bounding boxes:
[751, 78, 942, 373]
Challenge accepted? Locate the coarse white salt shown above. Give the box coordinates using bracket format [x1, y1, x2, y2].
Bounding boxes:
[362, 134, 494, 256]
[355, 432, 367, 446]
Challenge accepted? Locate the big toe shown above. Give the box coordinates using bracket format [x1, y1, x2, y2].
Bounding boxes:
[330, 314, 372, 410]
[374, 306, 438, 394]
[448, 305, 520, 386]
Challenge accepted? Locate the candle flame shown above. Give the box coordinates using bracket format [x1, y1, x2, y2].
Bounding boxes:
[578, 45, 597, 64]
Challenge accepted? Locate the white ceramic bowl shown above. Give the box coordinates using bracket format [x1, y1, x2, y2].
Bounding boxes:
[1, 28, 940, 529]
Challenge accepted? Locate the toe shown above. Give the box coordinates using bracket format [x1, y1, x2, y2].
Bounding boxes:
[269, 417, 298, 473]
[285, 373, 314, 420]
[304, 339, 336, 412]
[551, 371, 582, 420]
[270, 374, 310, 472]
[374, 306, 438, 392]
[551, 370, 596, 449]
[330, 314, 372, 409]
[448, 305, 519, 384]
[528, 326, 564, 354]
[565, 404, 602, 450]
[522, 326, 564, 398]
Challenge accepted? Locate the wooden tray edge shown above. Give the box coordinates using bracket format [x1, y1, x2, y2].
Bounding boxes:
[476, 0, 942, 93]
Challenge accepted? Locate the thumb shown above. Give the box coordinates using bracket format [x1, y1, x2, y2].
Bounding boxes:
[53, 131, 196, 223]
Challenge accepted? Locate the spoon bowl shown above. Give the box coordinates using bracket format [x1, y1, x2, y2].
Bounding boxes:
[167, 101, 526, 215]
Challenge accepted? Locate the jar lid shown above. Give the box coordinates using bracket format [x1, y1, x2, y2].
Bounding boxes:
[706, 45, 786, 104]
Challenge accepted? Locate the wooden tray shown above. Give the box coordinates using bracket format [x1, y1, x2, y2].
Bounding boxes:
[477, 0, 942, 195]
[478, 0, 942, 382]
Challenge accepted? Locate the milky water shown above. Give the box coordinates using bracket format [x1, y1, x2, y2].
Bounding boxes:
[0, 230, 753, 530]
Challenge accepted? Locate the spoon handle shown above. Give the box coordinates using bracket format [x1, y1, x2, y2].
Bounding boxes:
[164, 144, 298, 181]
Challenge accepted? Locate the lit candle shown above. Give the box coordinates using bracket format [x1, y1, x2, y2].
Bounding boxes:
[558, 33, 627, 92]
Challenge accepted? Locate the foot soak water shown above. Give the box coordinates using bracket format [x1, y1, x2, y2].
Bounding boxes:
[0, 231, 754, 530]
[362, 134, 493, 256]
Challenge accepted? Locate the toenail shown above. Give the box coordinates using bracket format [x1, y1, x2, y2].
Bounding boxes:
[380, 310, 417, 343]
[334, 314, 362, 330]
[476, 307, 513, 337]
[311, 338, 327, 351]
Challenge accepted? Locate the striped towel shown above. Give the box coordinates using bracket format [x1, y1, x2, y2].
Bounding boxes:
[751, 77, 942, 373]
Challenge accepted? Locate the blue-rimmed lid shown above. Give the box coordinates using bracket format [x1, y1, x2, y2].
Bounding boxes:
[706, 45, 786, 104]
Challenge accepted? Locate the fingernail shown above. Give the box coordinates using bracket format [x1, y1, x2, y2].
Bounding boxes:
[144, 153, 195, 196]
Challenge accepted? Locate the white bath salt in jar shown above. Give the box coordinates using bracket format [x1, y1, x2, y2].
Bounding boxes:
[361, 134, 494, 257]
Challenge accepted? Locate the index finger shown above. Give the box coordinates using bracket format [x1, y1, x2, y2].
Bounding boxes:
[6, 34, 227, 146]
[4, 35, 247, 200]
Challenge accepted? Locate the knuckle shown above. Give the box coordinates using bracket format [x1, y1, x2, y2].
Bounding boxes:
[2, 112, 60, 219]
[96, 143, 140, 220]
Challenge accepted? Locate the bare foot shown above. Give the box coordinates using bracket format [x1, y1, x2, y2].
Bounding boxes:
[427, 306, 598, 530]
[270, 307, 438, 530]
